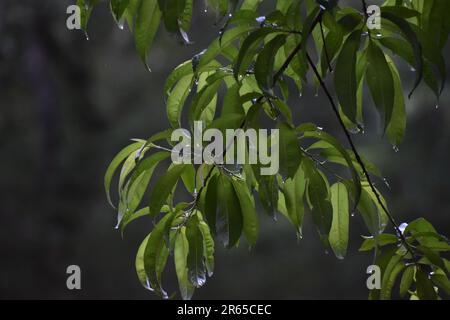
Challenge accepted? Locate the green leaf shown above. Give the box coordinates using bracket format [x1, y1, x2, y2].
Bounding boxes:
[399, 265, 415, 298]
[416, 267, 437, 300]
[254, 34, 287, 92]
[221, 82, 245, 116]
[198, 218, 215, 277]
[165, 60, 193, 98]
[257, 173, 279, 219]
[381, 12, 423, 98]
[329, 183, 349, 259]
[186, 214, 207, 288]
[385, 57, 406, 147]
[136, 233, 151, 290]
[105, 141, 144, 208]
[231, 179, 259, 245]
[158, 0, 186, 33]
[174, 228, 195, 300]
[135, 0, 162, 70]
[301, 131, 361, 208]
[140, 211, 175, 298]
[120, 151, 170, 229]
[359, 234, 398, 252]
[380, 254, 405, 300]
[366, 41, 395, 131]
[77, 0, 99, 32]
[431, 272, 450, 296]
[111, 0, 130, 24]
[304, 159, 333, 237]
[197, 25, 253, 72]
[148, 164, 188, 216]
[334, 29, 361, 123]
[189, 75, 223, 125]
[234, 28, 283, 79]
[279, 166, 306, 238]
[167, 75, 193, 128]
[217, 174, 243, 248]
[278, 122, 302, 179]
[204, 173, 219, 234]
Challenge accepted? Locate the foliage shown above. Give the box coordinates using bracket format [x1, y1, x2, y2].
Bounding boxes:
[81, 0, 450, 299]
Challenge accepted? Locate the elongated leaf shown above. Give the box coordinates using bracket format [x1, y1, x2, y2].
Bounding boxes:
[399, 265, 415, 298]
[385, 57, 406, 147]
[234, 28, 282, 79]
[111, 0, 130, 23]
[217, 174, 243, 248]
[231, 179, 259, 245]
[135, 0, 161, 70]
[105, 141, 144, 208]
[174, 228, 195, 300]
[278, 122, 302, 179]
[140, 212, 175, 297]
[167, 75, 193, 128]
[366, 41, 395, 131]
[380, 254, 405, 300]
[148, 164, 187, 216]
[304, 159, 332, 237]
[197, 25, 253, 72]
[329, 183, 349, 259]
[334, 29, 361, 123]
[416, 267, 437, 300]
[279, 166, 306, 237]
[186, 215, 207, 288]
[381, 12, 423, 98]
[198, 219, 215, 276]
[254, 34, 287, 92]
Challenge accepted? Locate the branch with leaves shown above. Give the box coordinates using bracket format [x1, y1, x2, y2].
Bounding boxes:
[84, 0, 450, 300]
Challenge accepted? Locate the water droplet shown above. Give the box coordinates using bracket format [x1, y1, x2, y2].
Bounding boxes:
[435, 104, 439, 109]
[204, 9, 208, 13]
[410, 67, 416, 72]
[324, 249, 329, 255]
[316, 126, 323, 131]
[351, 212, 356, 217]
[362, 31, 369, 37]
[228, 13, 232, 18]
[392, 145, 399, 153]
[375, 33, 382, 38]
[299, 92, 303, 98]
[314, 91, 319, 97]
[84, 31, 90, 41]
[383, 178, 391, 189]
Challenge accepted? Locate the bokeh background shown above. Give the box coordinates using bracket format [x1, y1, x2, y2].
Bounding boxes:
[1, 0, 449, 299]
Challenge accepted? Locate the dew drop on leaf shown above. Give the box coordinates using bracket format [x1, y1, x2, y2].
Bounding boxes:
[383, 178, 391, 189]
[392, 145, 399, 153]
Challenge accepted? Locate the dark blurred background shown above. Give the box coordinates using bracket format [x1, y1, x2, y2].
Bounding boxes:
[1, 0, 449, 299]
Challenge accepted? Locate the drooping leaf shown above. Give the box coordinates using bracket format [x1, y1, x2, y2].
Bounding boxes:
[174, 227, 195, 300]
[278, 122, 302, 179]
[135, 0, 162, 70]
[329, 182, 349, 259]
[366, 41, 395, 131]
[148, 164, 188, 216]
[186, 214, 207, 288]
[105, 141, 144, 208]
[334, 29, 361, 123]
[231, 179, 259, 245]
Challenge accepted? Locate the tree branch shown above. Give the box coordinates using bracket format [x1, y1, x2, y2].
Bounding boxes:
[305, 52, 415, 257]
